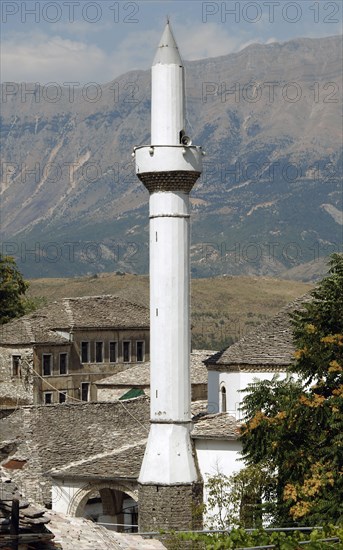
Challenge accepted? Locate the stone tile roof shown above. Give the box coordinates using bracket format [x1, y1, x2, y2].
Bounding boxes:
[49, 441, 146, 480]
[96, 350, 215, 386]
[96, 363, 150, 386]
[191, 413, 240, 440]
[0, 295, 149, 345]
[206, 294, 312, 369]
[0, 475, 54, 538]
[0, 382, 32, 407]
[10, 398, 151, 482]
[49, 407, 238, 478]
[0, 316, 70, 346]
[45, 511, 166, 549]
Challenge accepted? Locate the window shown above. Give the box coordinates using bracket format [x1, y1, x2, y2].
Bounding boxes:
[12, 355, 21, 377]
[81, 382, 90, 402]
[136, 341, 144, 362]
[221, 386, 227, 413]
[95, 342, 104, 363]
[59, 391, 67, 404]
[109, 341, 117, 363]
[44, 392, 53, 405]
[123, 341, 131, 363]
[42, 354, 52, 376]
[59, 353, 68, 375]
[81, 342, 90, 363]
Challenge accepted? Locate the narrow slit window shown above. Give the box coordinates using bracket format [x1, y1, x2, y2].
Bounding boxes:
[221, 386, 227, 413]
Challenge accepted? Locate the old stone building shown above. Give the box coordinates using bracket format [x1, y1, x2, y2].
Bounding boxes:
[0, 295, 149, 406]
[205, 295, 310, 416]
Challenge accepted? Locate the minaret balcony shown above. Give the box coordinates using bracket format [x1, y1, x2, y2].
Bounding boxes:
[134, 145, 203, 193]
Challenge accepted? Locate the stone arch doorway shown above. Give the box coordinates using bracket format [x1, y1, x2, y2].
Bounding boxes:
[69, 482, 138, 532]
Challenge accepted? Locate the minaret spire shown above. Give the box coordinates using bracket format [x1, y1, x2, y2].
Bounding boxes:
[133, 23, 203, 532]
[153, 20, 182, 65]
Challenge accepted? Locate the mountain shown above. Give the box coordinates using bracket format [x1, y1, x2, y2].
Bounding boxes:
[1, 35, 342, 279]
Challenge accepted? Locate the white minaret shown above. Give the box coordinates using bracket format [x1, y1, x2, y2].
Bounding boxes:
[134, 22, 203, 531]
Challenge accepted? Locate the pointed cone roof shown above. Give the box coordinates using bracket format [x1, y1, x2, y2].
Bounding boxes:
[153, 21, 183, 66]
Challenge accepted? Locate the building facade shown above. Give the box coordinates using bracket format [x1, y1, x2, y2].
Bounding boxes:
[205, 295, 309, 416]
[0, 295, 149, 406]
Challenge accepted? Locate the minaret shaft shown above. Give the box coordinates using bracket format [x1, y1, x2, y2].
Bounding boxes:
[149, 192, 191, 422]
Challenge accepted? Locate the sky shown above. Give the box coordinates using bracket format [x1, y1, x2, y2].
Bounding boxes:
[1, 0, 342, 84]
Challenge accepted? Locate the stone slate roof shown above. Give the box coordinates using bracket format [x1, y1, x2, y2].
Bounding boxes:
[206, 294, 312, 369]
[0, 475, 53, 537]
[0, 295, 149, 346]
[49, 441, 146, 480]
[0, 382, 32, 408]
[7, 398, 151, 484]
[191, 413, 240, 440]
[96, 350, 214, 387]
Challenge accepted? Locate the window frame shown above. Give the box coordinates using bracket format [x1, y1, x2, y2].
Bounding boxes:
[95, 341, 104, 363]
[220, 385, 227, 413]
[136, 341, 145, 362]
[59, 352, 68, 375]
[123, 341, 131, 363]
[59, 391, 67, 404]
[42, 354, 52, 376]
[12, 355, 21, 377]
[81, 341, 90, 363]
[109, 341, 118, 363]
[81, 382, 90, 402]
[44, 391, 53, 405]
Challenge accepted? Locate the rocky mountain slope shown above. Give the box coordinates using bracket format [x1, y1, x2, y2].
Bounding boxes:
[1, 35, 342, 279]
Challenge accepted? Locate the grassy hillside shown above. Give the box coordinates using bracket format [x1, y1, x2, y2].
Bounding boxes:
[27, 274, 313, 350]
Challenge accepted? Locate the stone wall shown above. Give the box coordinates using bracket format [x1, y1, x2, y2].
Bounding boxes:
[138, 482, 203, 532]
[0, 346, 33, 406]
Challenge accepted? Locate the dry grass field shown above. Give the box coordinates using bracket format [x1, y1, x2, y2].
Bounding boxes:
[27, 274, 313, 350]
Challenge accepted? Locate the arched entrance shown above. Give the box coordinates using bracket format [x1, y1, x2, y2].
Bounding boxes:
[68, 481, 138, 532]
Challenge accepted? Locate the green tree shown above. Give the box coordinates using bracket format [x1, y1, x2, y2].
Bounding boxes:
[205, 464, 276, 529]
[240, 254, 343, 525]
[0, 254, 29, 324]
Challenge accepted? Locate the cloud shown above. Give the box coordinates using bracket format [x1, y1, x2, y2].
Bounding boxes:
[3, 20, 325, 85]
[176, 22, 251, 59]
[53, 20, 113, 35]
[1, 28, 163, 84]
[1, 31, 114, 84]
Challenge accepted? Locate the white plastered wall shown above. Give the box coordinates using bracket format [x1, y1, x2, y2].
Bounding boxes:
[208, 369, 288, 418]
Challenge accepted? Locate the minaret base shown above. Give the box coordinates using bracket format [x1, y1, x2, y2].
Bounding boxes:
[138, 481, 203, 532]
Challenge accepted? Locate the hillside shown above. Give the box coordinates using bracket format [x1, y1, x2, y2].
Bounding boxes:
[1, 35, 342, 279]
[27, 274, 313, 349]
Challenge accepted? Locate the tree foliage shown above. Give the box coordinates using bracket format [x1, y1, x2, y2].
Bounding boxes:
[240, 254, 343, 525]
[205, 464, 276, 530]
[0, 255, 47, 324]
[171, 524, 342, 549]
